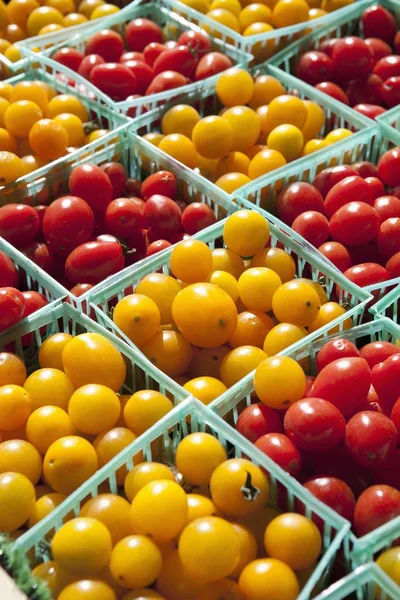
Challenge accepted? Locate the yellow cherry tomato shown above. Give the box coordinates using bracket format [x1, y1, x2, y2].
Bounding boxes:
[254, 355, 306, 408]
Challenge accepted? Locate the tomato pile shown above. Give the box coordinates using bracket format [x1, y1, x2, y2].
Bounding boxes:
[31, 429, 323, 600]
[295, 4, 400, 117]
[233, 334, 400, 542]
[275, 149, 400, 292]
[112, 210, 352, 393]
[0, 0, 120, 68]
[144, 68, 353, 193]
[52, 20, 234, 102]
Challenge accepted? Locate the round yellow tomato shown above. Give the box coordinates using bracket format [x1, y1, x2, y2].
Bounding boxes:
[254, 356, 306, 408]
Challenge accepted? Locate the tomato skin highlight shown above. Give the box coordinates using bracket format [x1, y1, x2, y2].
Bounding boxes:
[65, 241, 125, 285]
[145, 71, 188, 95]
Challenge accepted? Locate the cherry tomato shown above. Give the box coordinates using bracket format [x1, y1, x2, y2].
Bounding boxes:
[343, 263, 390, 289]
[125, 18, 163, 52]
[329, 202, 380, 246]
[90, 63, 137, 101]
[0, 204, 40, 248]
[85, 30, 124, 62]
[143, 195, 182, 238]
[317, 241, 352, 272]
[69, 283, 93, 296]
[373, 55, 400, 80]
[236, 403, 283, 443]
[296, 51, 334, 86]
[362, 5, 397, 45]
[105, 197, 146, 238]
[125, 230, 148, 265]
[324, 176, 373, 219]
[20, 290, 48, 343]
[374, 195, 400, 221]
[317, 339, 360, 372]
[365, 38, 392, 63]
[141, 171, 177, 200]
[312, 357, 371, 417]
[317, 39, 337, 57]
[52, 48, 84, 72]
[303, 477, 355, 523]
[291, 211, 329, 247]
[153, 45, 198, 79]
[146, 71, 188, 95]
[143, 42, 167, 67]
[386, 251, 400, 277]
[77, 54, 105, 79]
[371, 354, 400, 407]
[255, 433, 302, 477]
[120, 51, 145, 63]
[124, 59, 154, 94]
[332, 37, 373, 81]
[315, 82, 350, 105]
[42, 196, 94, 257]
[277, 182, 324, 225]
[354, 484, 400, 537]
[377, 217, 400, 259]
[382, 75, 400, 107]
[69, 165, 112, 214]
[0, 287, 25, 332]
[182, 203, 216, 234]
[346, 74, 384, 107]
[391, 398, 400, 443]
[65, 240, 125, 285]
[378, 147, 400, 188]
[101, 162, 127, 199]
[195, 52, 233, 81]
[146, 239, 171, 256]
[312, 165, 358, 197]
[365, 177, 385, 201]
[346, 411, 397, 468]
[284, 397, 346, 453]
[352, 161, 378, 178]
[0, 251, 18, 287]
[20, 242, 55, 274]
[354, 103, 387, 119]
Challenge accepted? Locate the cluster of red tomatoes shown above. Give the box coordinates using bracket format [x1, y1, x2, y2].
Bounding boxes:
[295, 5, 400, 118]
[276, 148, 400, 292]
[52, 19, 233, 103]
[237, 335, 400, 539]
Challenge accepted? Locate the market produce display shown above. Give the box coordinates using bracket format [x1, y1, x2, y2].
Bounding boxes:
[0, 0, 399, 599]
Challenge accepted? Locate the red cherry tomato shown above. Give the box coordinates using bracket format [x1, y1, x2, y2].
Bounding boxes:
[52, 47, 84, 72]
[365, 38, 392, 63]
[0, 204, 40, 248]
[145, 71, 188, 95]
[143, 42, 167, 67]
[105, 197, 146, 238]
[343, 263, 390, 288]
[126, 178, 142, 197]
[329, 202, 380, 246]
[236, 403, 283, 443]
[296, 51, 334, 85]
[381, 76, 400, 107]
[352, 161, 378, 179]
[354, 484, 400, 537]
[332, 37, 373, 80]
[317, 241, 352, 272]
[346, 74, 383, 107]
[291, 211, 329, 247]
[386, 251, 400, 277]
[0, 287, 25, 332]
[0, 251, 18, 287]
[69, 165, 113, 214]
[125, 229, 148, 265]
[390, 398, 400, 444]
[377, 217, 400, 259]
[141, 171, 177, 200]
[153, 45, 198, 79]
[312, 165, 358, 197]
[85, 29, 124, 62]
[125, 18, 163, 52]
[315, 81, 350, 104]
[346, 411, 397, 468]
[20, 242, 55, 274]
[284, 397, 346, 453]
[373, 55, 400, 80]
[374, 196, 400, 221]
[90, 63, 137, 101]
[178, 30, 211, 55]
[378, 147, 400, 187]
[316, 38, 337, 57]
[303, 477, 355, 523]
[371, 354, 400, 406]
[143, 195, 182, 238]
[277, 182, 324, 225]
[255, 433, 302, 477]
[101, 162, 127, 199]
[77, 54, 105, 79]
[317, 339, 360, 372]
[124, 60, 154, 94]
[65, 240, 125, 285]
[20, 290, 48, 344]
[195, 52, 233, 81]
[365, 177, 385, 200]
[120, 51, 144, 63]
[42, 196, 95, 258]
[304, 375, 315, 397]
[182, 203, 217, 235]
[146, 239, 171, 256]
[324, 176, 373, 219]
[362, 5, 397, 45]
[70, 283, 93, 296]
[312, 357, 371, 417]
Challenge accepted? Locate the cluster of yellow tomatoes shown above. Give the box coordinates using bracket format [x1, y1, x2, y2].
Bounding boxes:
[144, 69, 353, 195]
[0, 79, 110, 184]
[112, 209, 351, 404]
[32, 431, 322, 600]
[0, 0, 120, 66]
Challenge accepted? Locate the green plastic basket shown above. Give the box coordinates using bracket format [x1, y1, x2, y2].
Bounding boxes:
[209, 316, 400, 570]
[18, 0, 252, 116]
[314, 563, 400, 600]
[377, 105, 400, 143]
[373, 283, 400, 323]
[1, 124, 237, 308]
[13, 396, 350, 600]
